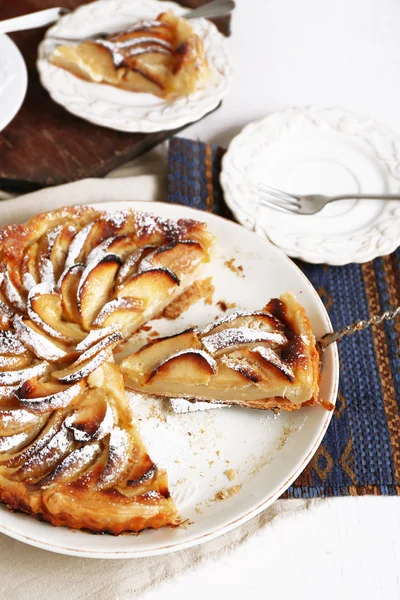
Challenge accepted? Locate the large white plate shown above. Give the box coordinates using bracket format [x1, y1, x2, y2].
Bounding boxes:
[0, 34, 27, 132]
[0, 201, 338, 558]
[37, 0, 232, 133]
[221, 106, 400, 265]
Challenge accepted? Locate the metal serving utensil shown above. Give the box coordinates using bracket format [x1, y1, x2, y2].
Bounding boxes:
[0, 0, 235, 35]
[318, 306, 400, 349]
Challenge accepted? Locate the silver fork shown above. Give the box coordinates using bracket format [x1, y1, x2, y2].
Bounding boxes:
[257, 183, 400, 216]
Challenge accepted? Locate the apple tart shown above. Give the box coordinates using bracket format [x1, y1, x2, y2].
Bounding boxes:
[50, 12, 210, 98]
[121, 293, 323, 412]
[0, 205, 214, 533]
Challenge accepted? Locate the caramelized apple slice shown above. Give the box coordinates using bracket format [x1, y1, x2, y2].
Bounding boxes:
[16, 378, 85, 413]
[63, 223, 94, 271]
[32, 441, 101, 489]
[37, 224, 76, 284]
[0, 268, 26, 312]
[97, 427, 130, 489]
[11, 426, 76, 483]
[115, 268, 179, 305]
[201, 327, 287, 357]
[0, 408, 41, 436]
[138, 240, 204, 277]
[0, 412, 63, 467]
[0, 385, 19, 403]
[0, 354, 35, 371]
[36, 225, 63, 286]
[121, 329, 200, 385]
[28, 283, 86, 344]
[200, 311, 284, 337]
[250, 346, 295, 383]
[0, 426, 44, 454]
[150, 349, 216, 385]
[92, 297, 144, 330]
[115, 246, 155, 288]
[0, 300, 14, 329]
[74, 331, 122, 365]
[0, 360, 49, 386]
[75, 325, 120, 352]
[0, 330, 29, 356]
[65, 389, 113, 442]
[78, 255, 121, 330]
[21, 242, 40, 292]
[13, 316, 73, 363]
[60, 264, 84, 323]
[51, 339, 118, 383]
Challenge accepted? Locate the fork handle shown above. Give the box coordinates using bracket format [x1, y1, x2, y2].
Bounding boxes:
[0, 7, 67, 34]
[328, 194, 400, 202]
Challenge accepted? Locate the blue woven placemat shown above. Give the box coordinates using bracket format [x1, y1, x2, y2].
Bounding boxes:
[167, 136, 400, 498]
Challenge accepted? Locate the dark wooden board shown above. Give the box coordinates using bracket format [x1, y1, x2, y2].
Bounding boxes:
[0, 1, 230, 193]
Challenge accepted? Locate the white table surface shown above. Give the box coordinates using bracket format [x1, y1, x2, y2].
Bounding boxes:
[146, 0, 400, 598]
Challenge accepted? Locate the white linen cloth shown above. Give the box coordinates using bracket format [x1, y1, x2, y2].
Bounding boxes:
[0, 146, 310, 599]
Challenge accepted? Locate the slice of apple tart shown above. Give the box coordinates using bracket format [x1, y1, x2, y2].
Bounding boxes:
[50, 12, 210, 98]
[121, 293, 325, 412]
[0, 205, 214, 533]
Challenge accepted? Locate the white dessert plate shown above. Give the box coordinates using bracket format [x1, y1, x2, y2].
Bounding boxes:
[0, 201, 338, 558]
[0, 34, 27, 132]
[221, 106, 400, 265]
[37, 0, 232, 133]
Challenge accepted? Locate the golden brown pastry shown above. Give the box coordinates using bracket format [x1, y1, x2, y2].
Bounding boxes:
[0, 205, 214, 533]
[50, 12, 210, 98]
[121, 293, 323, 412]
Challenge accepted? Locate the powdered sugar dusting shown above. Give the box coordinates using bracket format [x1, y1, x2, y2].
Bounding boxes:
[39, 442, 101, 487]
[56, 347, 112, 383]
[22, 272, 37, 293]
[104, 210, 130, 229]
[75, 325, 120, 352]
[14, 316, 68, 362]
[18, 381, 83, 413]
[0, 385, 19, 400]
[20, 427, 73, 476]
[93, 298, 141, 326]
[170, 398, 230, 413]
[250, 346, 295, 382]
[0, 359, 48, 385]
[41, 442, 101, 487]
[75, 331, 122, 365]
[201, 328, 286, 355]
[0, 300, 14, 322]
[66, 402, 114, 442]
[64, 223, 93, 270]
[0, 409, 37, 429]
[0, 330, 28, 355]
[1, 269, 26, 312]
[201, 311, 268, 335]
[98, 427, 130, 488]
[0, 431, 30, 452]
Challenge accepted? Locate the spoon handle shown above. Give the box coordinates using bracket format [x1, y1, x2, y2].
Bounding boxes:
[319, 306, 400, 349]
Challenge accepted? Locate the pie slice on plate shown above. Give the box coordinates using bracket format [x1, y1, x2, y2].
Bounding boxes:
[50, 12, 210, 98]
[121, 293, 325, 412]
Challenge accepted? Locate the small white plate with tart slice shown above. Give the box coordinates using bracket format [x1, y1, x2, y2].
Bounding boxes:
[0, 201, 338, 558]
[37, 0, 232, 132]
